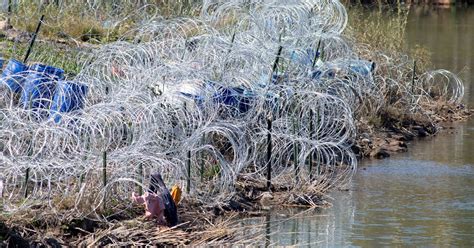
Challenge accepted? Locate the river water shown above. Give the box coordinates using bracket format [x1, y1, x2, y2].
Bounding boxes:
[247, 5, 474, 247]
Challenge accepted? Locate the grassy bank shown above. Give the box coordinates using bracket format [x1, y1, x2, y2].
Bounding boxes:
[1, 0, 201, 43]
[0, 39, 87, 76]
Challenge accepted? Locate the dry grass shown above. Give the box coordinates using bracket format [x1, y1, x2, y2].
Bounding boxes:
[2, 205, 334, 247]
[346, 6, 408, 52]
[67, 214, 267, 246]
[0, 172, 332, 246]
[0, 208, 256, 246]
[6, 2, 107, 42]
[345, 5, 432, 69]
[1, 0, 201, 44]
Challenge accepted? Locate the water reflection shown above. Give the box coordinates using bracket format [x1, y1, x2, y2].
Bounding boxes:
[244, 157, 474, 247]
[404, 118, 474, 165]
[243, 5, 474, 247]
[406, 5, 473, 105]
[353, 159, 474, 247]
[243, 195, 357, 247]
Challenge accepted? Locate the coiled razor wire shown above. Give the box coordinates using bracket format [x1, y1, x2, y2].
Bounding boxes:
[0, 0, 465, 217]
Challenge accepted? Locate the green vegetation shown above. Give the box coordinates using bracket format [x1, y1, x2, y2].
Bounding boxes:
[0, 38, 86, 76]
[0, 3, 434, 78]
[1, 0, 201, 44]
[345, 5, 432, 69]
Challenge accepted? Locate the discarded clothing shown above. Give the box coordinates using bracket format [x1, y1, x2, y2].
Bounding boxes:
[132, 192, 166, 224]
[148, 173, 179, 227]
[170, 185, 182, 204]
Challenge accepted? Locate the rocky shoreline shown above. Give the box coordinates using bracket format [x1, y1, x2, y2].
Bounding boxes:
[354, 103, 472, 160]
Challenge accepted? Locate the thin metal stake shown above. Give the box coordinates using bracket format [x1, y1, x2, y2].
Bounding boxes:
[23, 15, 45, 64]
[23, 168, 30, 198]
[412, 60, 417, 94]
[200, 134, 205, 183]
[186, 150, 191, 193]
[316, 108, 320, 175]
[309, 109, 314, 181]
[293, 116, 299, 179]
[271, 46, 283, 80]
[24, 140, 34, 198]
[138, 164, 143, 195]
[312, 39, 322, 69]
[102, 151, 107, 210]
[266, 117, 273, 191]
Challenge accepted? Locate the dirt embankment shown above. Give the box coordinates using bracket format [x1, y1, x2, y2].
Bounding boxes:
[353, 103, 472, 159]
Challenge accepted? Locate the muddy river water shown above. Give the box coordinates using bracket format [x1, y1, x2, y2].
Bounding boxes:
[244, 5, 474, 247]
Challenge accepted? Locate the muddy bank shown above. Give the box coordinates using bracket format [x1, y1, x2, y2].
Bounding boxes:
[354, 103, 473, 159]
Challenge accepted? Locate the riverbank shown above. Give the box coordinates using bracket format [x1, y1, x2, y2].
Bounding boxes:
[355, 102, 473, 159]
[1, 2, 472, 246]
[1, 106, 471, 246]
[0, 176, 330, 246]
[342, 0, 474, 6]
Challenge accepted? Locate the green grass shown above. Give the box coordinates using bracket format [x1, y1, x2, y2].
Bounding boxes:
[0, 38, 87, 76]
[1, 0, 202, 44]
